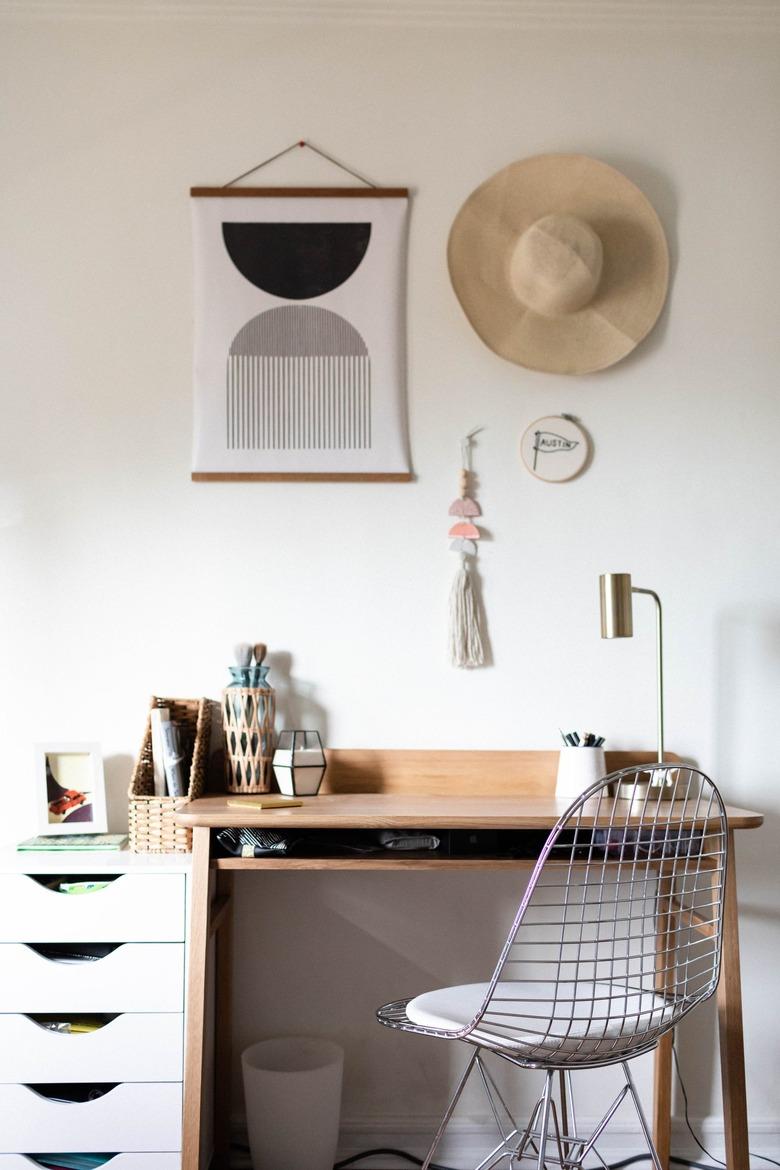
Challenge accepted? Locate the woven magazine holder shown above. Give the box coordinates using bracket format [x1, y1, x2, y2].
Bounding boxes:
[128, 696, 214, 853]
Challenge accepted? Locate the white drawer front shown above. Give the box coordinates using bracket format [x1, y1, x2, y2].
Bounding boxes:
[0, 1157, 180, 1168]
[0, 1013, 183, 1083]
[0, 874, 185, 942]
[0, 943, 184, 1013]
[0, 1083, 182, 1152]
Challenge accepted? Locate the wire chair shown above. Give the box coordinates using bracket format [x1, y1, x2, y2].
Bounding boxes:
[376, 763, 728, 1170]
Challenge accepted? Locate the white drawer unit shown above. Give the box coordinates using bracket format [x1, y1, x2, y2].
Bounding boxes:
[0, 1156, 181, 1168]
[0, 1082, 183, 1152]
[0, 874, 185, 943]
[0, 1013, 183, 1083]
[0, 851, 191, 1167]
[0, 943, 184, 1013]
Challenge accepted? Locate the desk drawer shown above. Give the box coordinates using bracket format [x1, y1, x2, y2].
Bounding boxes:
[0, 1013, 183, 1083]
[0, 944, 184, 1013]
[0, 1157, 181, 1168]
[0, 874, 185, 942]
[0, 1083, 182, 1152]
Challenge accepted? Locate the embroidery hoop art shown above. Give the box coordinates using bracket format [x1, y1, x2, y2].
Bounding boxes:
[520, 415, 589, 482]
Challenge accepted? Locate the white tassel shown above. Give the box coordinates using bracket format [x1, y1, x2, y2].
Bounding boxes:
[449, 559, 484, 668]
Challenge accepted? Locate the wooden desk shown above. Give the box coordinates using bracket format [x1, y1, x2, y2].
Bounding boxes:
[175, 750, 762, 1170]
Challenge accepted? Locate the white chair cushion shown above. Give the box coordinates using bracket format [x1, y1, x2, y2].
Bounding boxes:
[405, 980, 676, 1060]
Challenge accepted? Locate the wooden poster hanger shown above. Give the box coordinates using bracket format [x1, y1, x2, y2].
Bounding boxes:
[191, 138, 409, 200]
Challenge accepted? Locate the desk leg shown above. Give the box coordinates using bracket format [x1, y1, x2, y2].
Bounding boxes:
[183, 825, 211, 1170]
[653, 1032, 673, 1170]
[718, 829, 750, 1170]
[213, 868, 234, 1169]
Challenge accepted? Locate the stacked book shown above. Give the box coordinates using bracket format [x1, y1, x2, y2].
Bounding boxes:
[17, 834, 127, 852]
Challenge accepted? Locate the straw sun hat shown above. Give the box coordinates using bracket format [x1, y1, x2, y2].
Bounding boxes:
[447, 153, 669, 375]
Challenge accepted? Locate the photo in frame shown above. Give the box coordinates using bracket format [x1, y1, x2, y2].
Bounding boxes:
[191, 187, 411, 481]
[35, 742, 108, 836]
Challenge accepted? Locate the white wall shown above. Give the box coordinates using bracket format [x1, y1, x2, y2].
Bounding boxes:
[2, 1, 779, 1161]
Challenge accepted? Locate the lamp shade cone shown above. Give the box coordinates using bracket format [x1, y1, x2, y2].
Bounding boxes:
[599, 573, 633, 638]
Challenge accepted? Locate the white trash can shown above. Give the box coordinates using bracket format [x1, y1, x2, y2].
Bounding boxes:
[241, 1036, 344, 1170]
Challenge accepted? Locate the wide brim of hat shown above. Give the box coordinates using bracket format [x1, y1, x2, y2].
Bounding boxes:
[447, 153, 669, 375]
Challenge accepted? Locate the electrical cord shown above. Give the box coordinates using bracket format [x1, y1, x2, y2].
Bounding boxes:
[333, 1149, 450, 1168]
[672, 1039, 726, 1168]
[236, 1044, 780, 1170]
[333, 1154, 773, 1170]
[334, 1151, 778, 1170]
[671, 1039, 780, 1169]
[329, 1045, 780, 1170]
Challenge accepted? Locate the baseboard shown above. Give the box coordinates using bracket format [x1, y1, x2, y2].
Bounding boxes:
[229, 1115, 780, 1169]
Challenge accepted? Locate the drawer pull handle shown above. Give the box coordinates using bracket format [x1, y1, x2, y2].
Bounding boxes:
[29, 875, 121, 896]
[28, 943, 121, 964]
[26, 1013, 119, 1035]
[24, 1083, 119, 1103]
[22, 1158, 117, 1168]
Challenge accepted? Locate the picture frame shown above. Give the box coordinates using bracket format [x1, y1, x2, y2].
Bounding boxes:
[190, 186, 412, 481]
[35, 742, 108, 836]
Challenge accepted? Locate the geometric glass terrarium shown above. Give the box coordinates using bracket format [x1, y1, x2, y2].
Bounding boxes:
[272, 730, 326, 796]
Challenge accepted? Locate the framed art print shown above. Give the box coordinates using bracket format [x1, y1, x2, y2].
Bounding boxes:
[35, 742, 108, 836]
[191, 186, 411, 481]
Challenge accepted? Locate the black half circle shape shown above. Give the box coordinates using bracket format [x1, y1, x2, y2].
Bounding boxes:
[222, 222, 372, 299]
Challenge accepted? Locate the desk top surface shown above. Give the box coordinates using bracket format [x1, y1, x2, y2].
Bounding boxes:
[176, 792, 763, 830]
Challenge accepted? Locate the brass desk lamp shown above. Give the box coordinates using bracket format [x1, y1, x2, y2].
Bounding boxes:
[599, 573, 670, 797]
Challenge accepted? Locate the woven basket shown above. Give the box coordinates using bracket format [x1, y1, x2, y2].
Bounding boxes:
[128, 696, 215, 853]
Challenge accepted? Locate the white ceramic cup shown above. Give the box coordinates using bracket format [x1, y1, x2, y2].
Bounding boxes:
[555, 746, 606, 801]
[242, 1036, 344, 1170]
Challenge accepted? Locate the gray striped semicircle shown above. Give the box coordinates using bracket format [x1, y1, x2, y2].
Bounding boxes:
[226, 305, 372, 452]
[230, 304, 368, 358]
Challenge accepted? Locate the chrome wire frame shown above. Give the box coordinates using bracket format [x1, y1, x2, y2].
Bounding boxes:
[376, 764, 728, 1170]
[419, 1048, 665, 1170]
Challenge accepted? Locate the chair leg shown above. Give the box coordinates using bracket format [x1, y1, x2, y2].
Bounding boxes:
[506, 1090, 545, 1168]
[422, 1047, 481, 1170]
[564, 1071, 576, 1133]
[479, 1055, 522, 1145]
[558, 1070, 573, 1162]
[535, 1071, 555, 1170]
[623, 1061, 664, 1170]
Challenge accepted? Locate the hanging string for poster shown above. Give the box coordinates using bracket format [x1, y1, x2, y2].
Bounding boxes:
[223, 139, 379, 189]
[447, 427, 486, 669]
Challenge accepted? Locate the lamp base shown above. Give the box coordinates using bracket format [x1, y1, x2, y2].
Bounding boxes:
[614, 771, 674, 804]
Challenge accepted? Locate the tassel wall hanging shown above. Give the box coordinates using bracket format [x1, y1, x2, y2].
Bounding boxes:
[448, 428, 485, 668]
